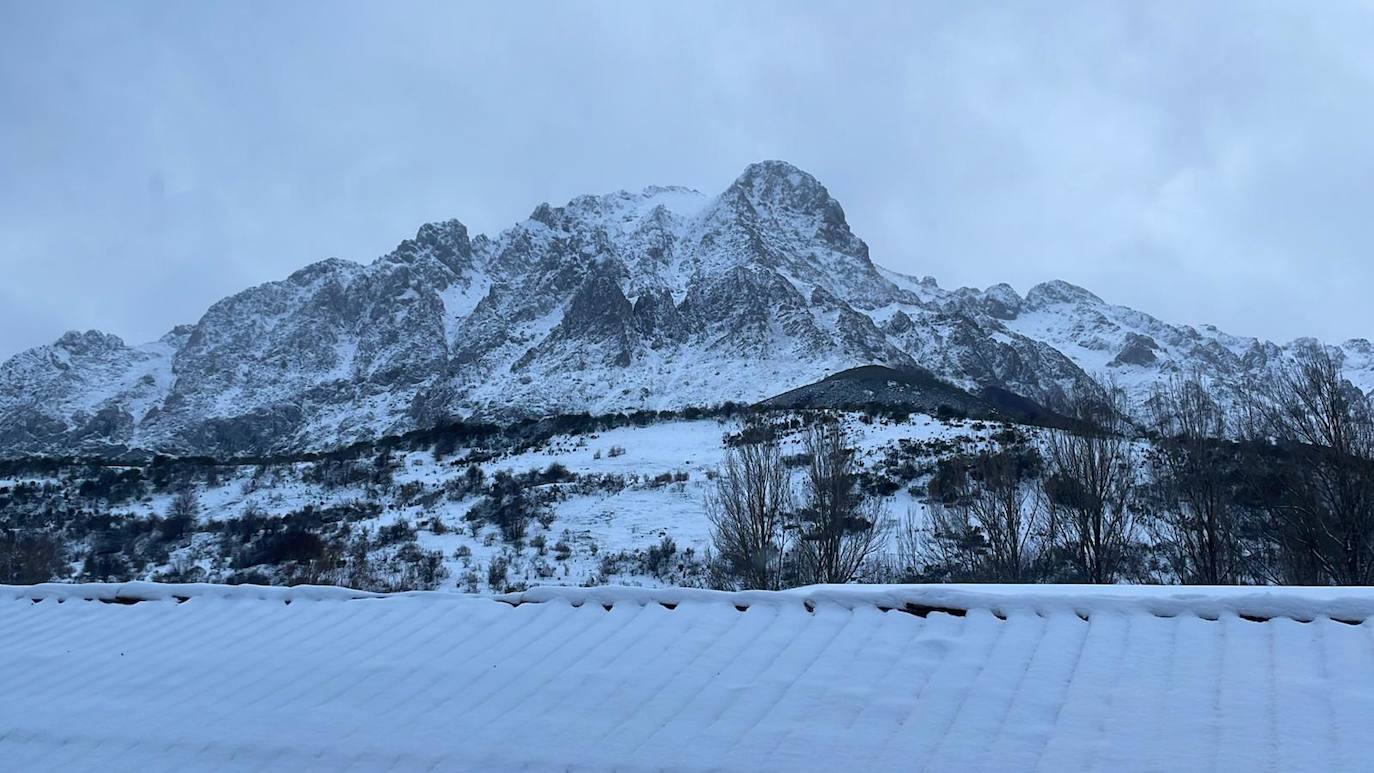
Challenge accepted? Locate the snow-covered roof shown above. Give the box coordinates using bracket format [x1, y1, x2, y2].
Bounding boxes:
[4, 582, 1373, 772]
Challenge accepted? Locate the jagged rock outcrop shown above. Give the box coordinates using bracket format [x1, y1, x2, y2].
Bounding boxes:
[3, 160, 1370, 457]
[1111, 333, 1161, 367]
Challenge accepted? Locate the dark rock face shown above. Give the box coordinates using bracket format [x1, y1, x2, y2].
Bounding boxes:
[513, 264, 637, 372]
[1111, 334, 1160, 367]
[394, 219, 474, 276]
[54, 330, 128, 357]
[631, 289, 687, 345]
[882, 311, 915, 336]
[3, 160, 1370, 457]
[560, 268, 635, 341]
[684, 266, 813, 353]
[981, 284, 1024, 320]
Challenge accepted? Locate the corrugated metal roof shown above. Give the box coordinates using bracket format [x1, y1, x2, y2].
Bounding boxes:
[3, 582, 1372, 771]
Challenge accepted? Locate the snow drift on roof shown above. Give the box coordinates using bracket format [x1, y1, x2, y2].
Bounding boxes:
[3, 582, 1373, 771]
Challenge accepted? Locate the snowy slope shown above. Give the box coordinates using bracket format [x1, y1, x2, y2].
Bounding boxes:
[1002, 279, 1374, 402]
[2, 411, 995, 595]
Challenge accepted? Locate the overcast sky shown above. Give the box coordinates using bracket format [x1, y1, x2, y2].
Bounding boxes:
[3, 1, 1374, 360]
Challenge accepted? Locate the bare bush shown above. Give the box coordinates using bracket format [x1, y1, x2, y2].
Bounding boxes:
[0, 531, 67, 584]
[792, 422, 888, 585]
[894, 507, 924, 579]
[706, 436, 791, 590]
[965, 449, 1041, 582]
[163, 488, 200, 541]
[1042, 378, 1137, 583]
[1244, 348, 1374, 584]
[1144, 372, 1243, 584]
[917, 502, 987, 582]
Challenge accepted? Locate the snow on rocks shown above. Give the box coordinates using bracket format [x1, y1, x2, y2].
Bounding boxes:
[8, 160, 1369, 459]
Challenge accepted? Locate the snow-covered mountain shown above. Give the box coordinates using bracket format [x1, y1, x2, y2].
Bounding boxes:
[3, 160, 1371, 457]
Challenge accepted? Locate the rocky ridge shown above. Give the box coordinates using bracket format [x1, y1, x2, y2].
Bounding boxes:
[3, 160, 1370, 457]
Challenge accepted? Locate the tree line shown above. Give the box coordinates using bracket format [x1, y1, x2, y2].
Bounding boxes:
[707, 418, 891, 589]
[707, 347, 1374, 588]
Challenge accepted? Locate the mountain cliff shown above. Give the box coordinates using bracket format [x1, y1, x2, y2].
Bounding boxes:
[3, 160, 1371, 457]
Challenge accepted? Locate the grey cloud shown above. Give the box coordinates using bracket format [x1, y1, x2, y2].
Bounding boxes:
[2, 1, 1372, 360]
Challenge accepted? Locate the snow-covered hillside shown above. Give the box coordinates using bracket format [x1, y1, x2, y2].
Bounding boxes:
[0, 411, 1002, 595]
[2, 160, 1370, 458]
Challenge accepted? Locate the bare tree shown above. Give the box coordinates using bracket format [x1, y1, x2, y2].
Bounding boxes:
[168, 488, 200, 520]
[909, 445, 1042, 582]
[894, 506, 926, 580]
[1042, 377, 1137, 583]
[1144, 372, 1243, 584]
[916, 501, 987, 582]
[163, 488, 201, 541]
[707, 437, 792, 590]
[793, 422, 888, 585]
[965, 449, 1041, 582]
[1245, 348, 1374, 585]
[0, 530, 67, 584]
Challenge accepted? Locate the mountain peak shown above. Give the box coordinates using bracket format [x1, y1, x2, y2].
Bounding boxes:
[390, 219, 473, 275]
[734, 159, 818, 184]
[55, 330, 127, 354]
[727, 160, 832, 210]
[1025, 280, 1104, 308]
[688, 160, 894, 308]
[718, 160, 852, 236]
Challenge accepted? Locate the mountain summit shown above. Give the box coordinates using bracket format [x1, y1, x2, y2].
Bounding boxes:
[3, 162, 1371, 457]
